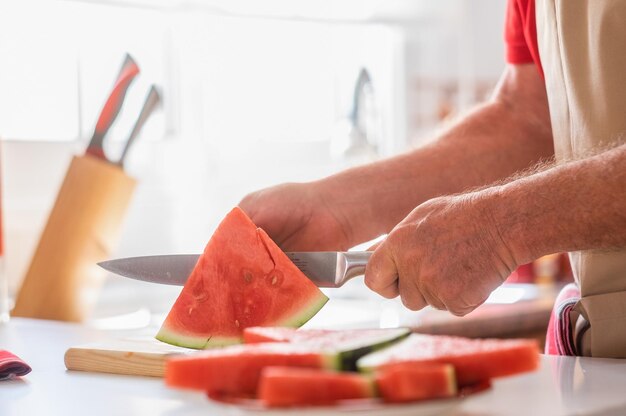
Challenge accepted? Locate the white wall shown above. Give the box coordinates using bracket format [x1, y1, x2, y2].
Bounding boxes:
[1, 0, 407, 317]
[0, 0, 507, 319]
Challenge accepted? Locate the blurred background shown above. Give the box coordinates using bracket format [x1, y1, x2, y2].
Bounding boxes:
[1, 0, 511, 326]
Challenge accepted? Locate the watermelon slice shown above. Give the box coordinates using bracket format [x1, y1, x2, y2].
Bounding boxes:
[166, 328, 408, 396]
[243, 327, 410, 370]
[156, 207, 329, 348]
[375, 364, 457, 403]
[258, 367, 375, 407]
[357, 334, 540, 386]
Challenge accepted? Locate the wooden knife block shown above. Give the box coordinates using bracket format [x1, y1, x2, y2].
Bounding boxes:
[12, 155, 135, 322]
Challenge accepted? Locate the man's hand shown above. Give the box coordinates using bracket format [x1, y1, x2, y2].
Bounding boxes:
[239, 182, 354, 251]
[364, 193, 517, 316]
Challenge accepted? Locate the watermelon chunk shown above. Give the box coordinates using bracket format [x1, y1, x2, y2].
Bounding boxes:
[357, 334, 540, 386]
[375, 364, 457, 403]
[258, 367, 375, 407]
[156, 207, 329, 349]
[166, 343, 337, 397]
[243, 327, 410, 370]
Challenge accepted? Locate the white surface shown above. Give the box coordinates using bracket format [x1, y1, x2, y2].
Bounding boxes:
[2, 318, 626, 415]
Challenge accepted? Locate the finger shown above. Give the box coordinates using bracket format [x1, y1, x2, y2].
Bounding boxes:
[446, 305, 475, 317]
[439, 297, 475, 317]
[364, 243, 400, 299]
[419, 285, 447, 311]
[398, 276, 428, 311]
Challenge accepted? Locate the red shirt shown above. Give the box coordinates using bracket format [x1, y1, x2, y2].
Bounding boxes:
[505, 0, 544, 77]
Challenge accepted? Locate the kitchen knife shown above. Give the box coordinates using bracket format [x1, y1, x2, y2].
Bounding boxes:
[86, 54, 140, 160]
[117, 85, 161, 167]
[98, 252, 372, 288]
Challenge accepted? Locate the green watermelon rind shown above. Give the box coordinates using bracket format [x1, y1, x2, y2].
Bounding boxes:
[335, 328, 411, 371]
[356, 334, 419, 373]
[275, 292, 330, 329]
[321, 352, 342, 371]
[155, 327, 241, 349]
[356, 351, 391, 373]
[156, 292, 329, 350]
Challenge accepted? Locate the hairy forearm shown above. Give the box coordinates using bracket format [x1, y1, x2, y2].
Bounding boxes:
[318, 74, 552, 245]
[490, 143, 626, 264]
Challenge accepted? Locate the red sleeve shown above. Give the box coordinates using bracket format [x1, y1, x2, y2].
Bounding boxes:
[505, 0, 534, 64]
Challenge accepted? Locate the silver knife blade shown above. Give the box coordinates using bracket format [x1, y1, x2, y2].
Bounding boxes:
[98, 252, 371, 288]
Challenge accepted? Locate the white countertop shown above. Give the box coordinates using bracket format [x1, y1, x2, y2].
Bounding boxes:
[2, 318, 626, 416]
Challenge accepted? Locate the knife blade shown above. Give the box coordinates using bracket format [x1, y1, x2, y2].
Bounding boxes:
[117, 85, 161, 167]
[98, 252, 372, 288]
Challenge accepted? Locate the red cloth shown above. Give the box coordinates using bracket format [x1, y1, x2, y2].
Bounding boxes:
[545, 284, 581, 356]
[0, 350, 31, 380]
[505, 0, 544, 77]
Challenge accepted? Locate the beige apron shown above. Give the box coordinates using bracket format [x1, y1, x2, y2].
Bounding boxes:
[536, 0, 626, 357]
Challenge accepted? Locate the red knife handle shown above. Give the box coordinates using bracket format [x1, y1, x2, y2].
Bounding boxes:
[94, 55, 140, 135]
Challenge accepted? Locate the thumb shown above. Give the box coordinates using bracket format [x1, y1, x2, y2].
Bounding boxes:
[364, 242, 399, 299]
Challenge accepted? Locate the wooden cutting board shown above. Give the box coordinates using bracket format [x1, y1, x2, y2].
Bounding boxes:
[64, 337, 190, 377]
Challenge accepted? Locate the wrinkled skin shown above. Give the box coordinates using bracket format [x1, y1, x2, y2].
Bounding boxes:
[364, 194, 516, 316]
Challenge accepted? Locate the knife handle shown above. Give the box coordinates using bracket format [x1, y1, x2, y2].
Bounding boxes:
[342, 251, 373, 282]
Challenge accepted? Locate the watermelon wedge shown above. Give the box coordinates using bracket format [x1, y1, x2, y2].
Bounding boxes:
[243, 327, 410, 370]
[357, 334, 540, 386]
[166, 328, 408, 396]
[258, 367, 375, 407]
[166, 343, 335, 397]
[156, 207, 329, 348]
[375, 364, 457, 403]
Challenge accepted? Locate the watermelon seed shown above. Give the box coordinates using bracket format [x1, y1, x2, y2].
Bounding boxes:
[243, 270, 253, 283]
[235, 320, 240, 328]
[266, 269, 284, 287]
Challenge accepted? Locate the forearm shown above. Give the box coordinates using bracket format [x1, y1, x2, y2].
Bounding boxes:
[491, 143, 626, 264]
[318, 66, 553, 245]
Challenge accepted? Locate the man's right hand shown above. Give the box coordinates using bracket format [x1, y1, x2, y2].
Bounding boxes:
[239, 182, 354, 251]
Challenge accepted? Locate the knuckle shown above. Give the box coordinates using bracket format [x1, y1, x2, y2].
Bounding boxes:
[424, 294, 446, 311]
[400, 294, 424, 311]
[400, 296, 417, 311]
[448, 305, 473, 317]
[380, 288, 399, 300]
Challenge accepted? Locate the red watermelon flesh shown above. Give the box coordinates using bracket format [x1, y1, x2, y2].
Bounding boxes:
[156, 207, 329, 349]
[166, 343, 337, 397]
[358, 334, 539, 386]
[376, 363, 457, 403]
[258, 367, 375, 407]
